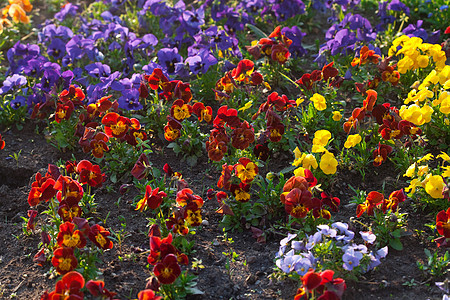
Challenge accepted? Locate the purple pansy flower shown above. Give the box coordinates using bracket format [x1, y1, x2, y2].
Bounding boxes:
[55, 3, 79, 21]
[158, 48, 183, 75]
[0, 74, 27, 94]
[185, 49, 218, 74]
[342, 247, 363, 270]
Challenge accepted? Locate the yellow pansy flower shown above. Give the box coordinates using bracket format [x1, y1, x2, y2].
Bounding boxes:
[437, 152, 450, 162]
[417, 153, 434, 163]
[425, 175, 445, 199]
[319, 151, 338, 175]
[313, 130, 331, 146]
[404, 163, 416, 177]
[332, 111, 342, 121]
[310, 93, 327, 111]
[344, 134, 362, 148]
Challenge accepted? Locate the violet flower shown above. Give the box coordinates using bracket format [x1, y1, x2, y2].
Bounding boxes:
[118, 88, 143, 111]
[185, 49, 218, 75]
[47, 38, 66, 60]
[0, 74, 27, 94]
[158, 48, 183, 75]
[55, 3, 79, 22]
[342, 247, 363, 270]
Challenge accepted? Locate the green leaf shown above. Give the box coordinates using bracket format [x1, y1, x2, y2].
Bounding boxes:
[389, 238, 403, 251]
[391, 229, 403, 238]
[186, 287, 204, 295]
[110, 173, 117, 183]
[246, 24, 268, 39]
[186, 156, 198, 167]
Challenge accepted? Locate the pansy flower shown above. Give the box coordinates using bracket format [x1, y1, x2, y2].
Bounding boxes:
[230, 182, 251, 202]
[89, 224, 113, 250]
[102, 112, 131, 139]
[26, 210, 38, 232]
[373, 143, 393, 166]
[356, 191, 384, 217]
[284, 188, 313, 219]
[90, 132, 109, 159]
[46, 271, 85, 299]
[170, 99, 192, 121]
[52, 247, 78, 274]
[166, 209, 189, 236]
[0, 134, 5, 150]
[56, 221, 86, 248]
[381, 189, 406, 213]
[86, 280, 117, 299]
[138, 289, 162, 300]
[184, 202, 202, 226]
[235, 157, 258, 184]
[28, 172, 57, 206]
[76, 160, 104, 188]
[231, 121, 255, 150]
[157, 48, 183, 75]
[436, 207, 450, 238]
[136, 185, 167, 211]
[153, 254, 181, 284]
[176, 188, 204, 208]
[164, 116, 182, 142]
[58, 201, 81, 222]
[54, 176, 83, 206]
[59, 85, 85, 105]
[54, 100, 75, 123]
[192, 102, 213, 123]
[271, 44, 290, 64]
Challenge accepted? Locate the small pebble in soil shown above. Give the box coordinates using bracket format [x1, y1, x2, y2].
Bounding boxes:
[201, 220, 209, 226]
[381, 280, 389, 287]
[247, 256, 257, 264]
[245, 274, 256, 285]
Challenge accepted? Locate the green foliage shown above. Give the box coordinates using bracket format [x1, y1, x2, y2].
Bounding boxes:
[417, 249, 450, 278]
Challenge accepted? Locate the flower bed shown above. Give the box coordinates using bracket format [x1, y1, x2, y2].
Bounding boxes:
[0, 0, 449, 299]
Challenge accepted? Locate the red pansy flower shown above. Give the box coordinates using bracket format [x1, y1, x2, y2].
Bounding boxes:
[436, 207, 450, 238]
[231, 120, 255, 150]
[356, 191, 384, 217]
[373, 143, 393, 166]
[89, 224, 113, 250]
[56, 221, 86, 249]
[284, 188, 313, 218]
[76, 160, 105, 188]
[153, 254, 181, 284]
[131, 153, 152, 180]
[28, 172, 57, 207]
[52, 247, 78, 274]
[102, 112, 131, 138]
[55, 100, 74, 123]
[176, 188, 204, 208]
[381, 189, 405, 213]
[47, 271, 85, 299]
[86, 280, 117, 299]
[136, 185, 167, 211]
[59, 85, 85, 105]
[138, 289, 162, 300]
[27, 210, 38, 232]
[0, 134, 5, 150]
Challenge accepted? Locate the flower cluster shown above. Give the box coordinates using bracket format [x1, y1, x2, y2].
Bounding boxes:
[356, 190, 406, 217]
[280, 174, 340, 220]
[404, 153, 450, 200]
[213, 59, 264, 102]
[295, 62, 341, 92]
[276, 223, 388, 279]
[0, 0, 32, 32]
[246, 26, 292, 64]
[147, 226, 189, 286]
